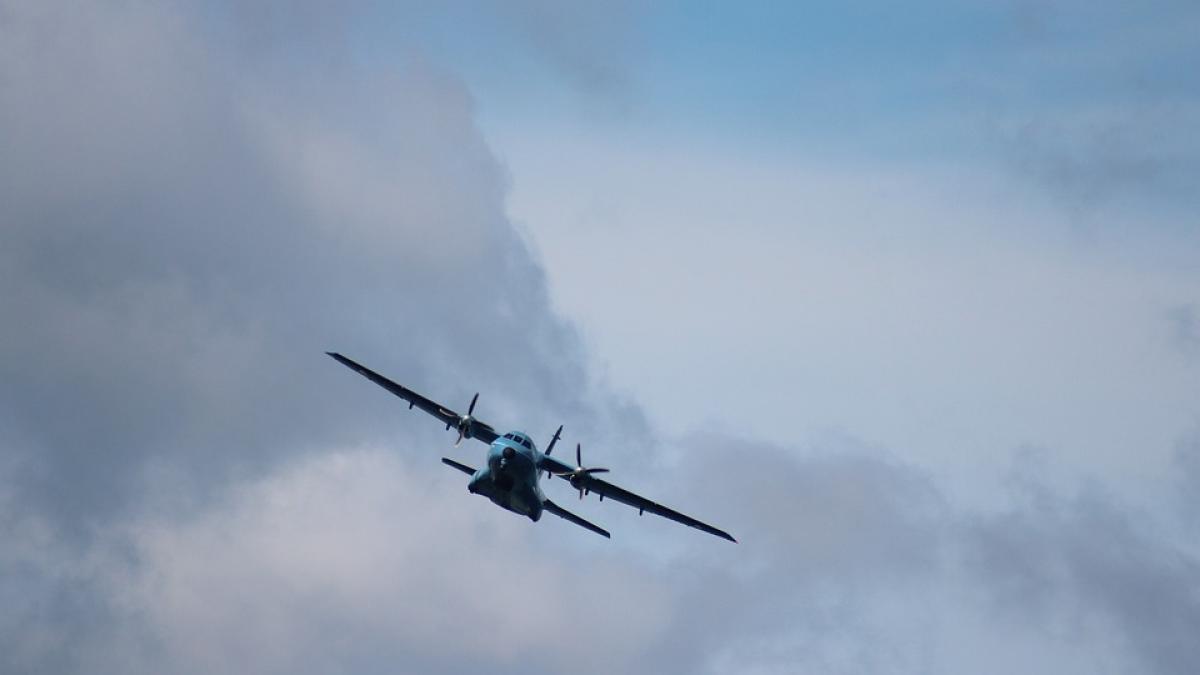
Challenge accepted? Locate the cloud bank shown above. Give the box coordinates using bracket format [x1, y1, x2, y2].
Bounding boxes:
[1, 2, 646, 671]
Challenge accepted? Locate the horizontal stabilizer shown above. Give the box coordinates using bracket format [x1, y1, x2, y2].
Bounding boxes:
[542, 498, 610, 539]
[441, 457, 476, 476]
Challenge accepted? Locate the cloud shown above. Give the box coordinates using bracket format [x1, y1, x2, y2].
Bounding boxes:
[636, 434, 948, 674]
[637, 436, 1200, 675]
[979, 2, 1200, 220]
[0, 1, 647, 671]
[108, 448, 669, 675]
[492, 0, 640, 94]
[1175, 429, 1200, 531]
[1000, 105, 1200, 219]
[0, 0, 635, 525]
[1167, 304, 1200, 355]
[3, 3, 1198, 674]
[963, 481, 1200, 675]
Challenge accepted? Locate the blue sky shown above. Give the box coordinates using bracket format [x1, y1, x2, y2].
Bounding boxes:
[374, 1, 1200, 163]
[451, 1, 1200, 504]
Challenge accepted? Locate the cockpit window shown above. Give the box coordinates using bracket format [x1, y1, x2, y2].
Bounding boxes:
[503, 433, 534, 450]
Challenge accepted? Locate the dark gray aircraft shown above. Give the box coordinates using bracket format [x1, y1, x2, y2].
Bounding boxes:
[328, 353, 735, 542]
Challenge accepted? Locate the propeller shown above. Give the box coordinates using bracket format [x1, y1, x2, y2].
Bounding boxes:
[553, 443, 609, 499]
[544, 424, 563, 479]
[453, 393, 480, 447]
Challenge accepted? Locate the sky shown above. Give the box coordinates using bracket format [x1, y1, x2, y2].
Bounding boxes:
[1, 1, 1198, 673]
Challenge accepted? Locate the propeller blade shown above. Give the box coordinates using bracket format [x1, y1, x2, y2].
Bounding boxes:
[545, 425, 563, 479]
[546, 425, 563, 456]
[454, 429, 464, 447]
[468, 392, 478, 415]
[552, 442, 605, 488]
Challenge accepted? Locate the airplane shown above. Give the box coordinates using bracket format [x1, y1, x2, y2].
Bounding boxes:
[327, 352, 735, 542]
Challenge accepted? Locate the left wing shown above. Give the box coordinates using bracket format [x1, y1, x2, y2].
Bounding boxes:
[327, 352, 498, 444]
[542, 499, 611, 539]
[539, 454, 736, 542]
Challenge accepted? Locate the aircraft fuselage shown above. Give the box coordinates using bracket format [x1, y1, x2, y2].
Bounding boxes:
[467, 432, 547, 521]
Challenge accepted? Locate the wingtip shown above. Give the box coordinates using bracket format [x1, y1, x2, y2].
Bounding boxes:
[704, 526, 737, 543]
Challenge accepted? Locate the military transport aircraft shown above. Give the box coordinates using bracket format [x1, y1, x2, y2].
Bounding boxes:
[327, 353, 735, 542]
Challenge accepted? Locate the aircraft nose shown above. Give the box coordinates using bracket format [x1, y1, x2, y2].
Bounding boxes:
[502, 446, 515, 460]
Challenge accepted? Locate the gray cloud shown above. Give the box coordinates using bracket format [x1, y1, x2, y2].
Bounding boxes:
[964, 483, 1200, 674]
[1175, 429, 1200, 531]
[1167, 304, 1200, 355]
[642, 437, 1200, 675]
[1002, 107, 1200, 219]
[969, 2, 1200, 220]
[492, 0, 640, 95]
[0, 0, 633, 524]
[0, 2, 646, 671]
[639, 434, 948, 674]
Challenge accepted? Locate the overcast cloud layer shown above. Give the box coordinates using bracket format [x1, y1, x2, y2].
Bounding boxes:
[2, 2, 1199, 674]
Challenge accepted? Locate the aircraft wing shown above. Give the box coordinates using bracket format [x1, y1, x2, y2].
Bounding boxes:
[542, 499, 610, 538]
[326, 352, 499, 444]
[539, 454, 736, 542]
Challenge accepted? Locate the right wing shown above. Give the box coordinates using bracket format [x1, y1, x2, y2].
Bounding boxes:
[542, 499, 611, 538]
[538, 453, 735, 542]
[580, 475, 736, 542]
[327, 352, 499, 444]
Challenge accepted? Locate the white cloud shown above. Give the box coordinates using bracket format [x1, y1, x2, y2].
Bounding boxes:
[113, 448, 669, 675]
